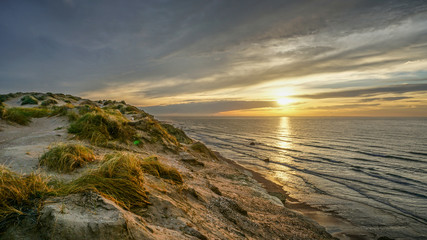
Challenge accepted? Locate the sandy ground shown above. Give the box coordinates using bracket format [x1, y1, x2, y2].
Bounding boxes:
[0, 117, 69, 174]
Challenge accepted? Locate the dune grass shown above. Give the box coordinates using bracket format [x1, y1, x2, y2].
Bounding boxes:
[2, 107, 51, 125]
[68, 112, 136, 145]
[62, 152, 150, 210]
[161, 123, 193, 144]
[0, 166, 54, 229]
[20, 95, 39, 105]
[41, 98, 58, 106]
[39, 143, 95, 173]
[0, 103, 4, 119]
[50, 104, 79, 122]
[140, 156, 183, 184]
[191, 142, 218, 159]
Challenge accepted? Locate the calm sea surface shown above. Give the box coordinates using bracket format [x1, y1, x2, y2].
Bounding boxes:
[161, 117, 427, 239]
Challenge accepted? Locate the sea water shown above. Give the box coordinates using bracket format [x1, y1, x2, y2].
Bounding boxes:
[161, 117, 427, 239]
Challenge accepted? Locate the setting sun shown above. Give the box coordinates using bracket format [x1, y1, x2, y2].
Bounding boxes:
[277, 98, 294, 105]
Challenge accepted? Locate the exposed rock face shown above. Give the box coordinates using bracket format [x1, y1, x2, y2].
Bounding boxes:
[39, 192, 155, 240]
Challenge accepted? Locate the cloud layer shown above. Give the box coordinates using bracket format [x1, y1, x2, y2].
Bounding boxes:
[1, 0, 427, 115]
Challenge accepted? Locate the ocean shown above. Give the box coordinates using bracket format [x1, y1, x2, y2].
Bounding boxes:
[160, 116, 427, 239]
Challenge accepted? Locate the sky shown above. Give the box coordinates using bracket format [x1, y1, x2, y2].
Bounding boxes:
[1, 0, 427, 116]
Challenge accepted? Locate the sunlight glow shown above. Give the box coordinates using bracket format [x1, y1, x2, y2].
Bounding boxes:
[277, 98, 294, 105]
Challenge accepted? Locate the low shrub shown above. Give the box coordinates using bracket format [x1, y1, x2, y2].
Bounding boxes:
[39, 143, 95, 173]
[20, 95, 39, 105]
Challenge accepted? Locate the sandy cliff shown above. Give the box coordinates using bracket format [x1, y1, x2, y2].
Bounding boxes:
[0, 92, 334, 240]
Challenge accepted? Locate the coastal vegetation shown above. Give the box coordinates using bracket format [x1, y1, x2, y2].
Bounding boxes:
[0, 166, 54, 231]
[68, 112, 136, 145]
[62, 152, 151, 210]
[39, 143, 95, 173]
[1, 107, 50, 125]
[20, 95, 38, 105]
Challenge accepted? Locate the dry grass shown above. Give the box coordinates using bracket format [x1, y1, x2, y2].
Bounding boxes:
[161, 123, 193, 144]
[50, 104, 78, 122]
[62, 152, 150, 210]
[191, 142, 218, 159]
[68, 112, 136, 145]
[140, 156, 183, 184]
[0, 165, 53, 231]
[2, 107, 51, 125]
[41, 98, 58, 106]
[39, 143, 95, 173]
[0, 103, 4, 119]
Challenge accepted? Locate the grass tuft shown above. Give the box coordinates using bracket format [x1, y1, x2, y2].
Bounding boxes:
[20, 95, 39, 105]
[41, 98, 58, 106]
[39, 143, 95, 173]
[140, 156, 183, 184]
[62, 152, 150, 210]
[2, 107, 50, 125]
[161, 123, 193, 144]
[0, 166, 53, 230]
[50, 104, 78, 122]
[0, 103, 4, 119]
[191, 142, 218, 159]
[68, 112, 135, 145]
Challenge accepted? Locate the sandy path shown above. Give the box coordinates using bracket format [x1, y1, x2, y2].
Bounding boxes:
[0, 117, 69, 174]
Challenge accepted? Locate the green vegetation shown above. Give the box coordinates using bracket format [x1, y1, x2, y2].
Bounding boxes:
[0, 166, 53, 229]
[62, 153, 150, 210]
[161, 123, 193, 144]
[20, 95, 39, 105]
[68, 112, 136, 145]
[78, 104, 102, 115]
[39, 143, 95, 173]
[50, 104, 79, 122]
[0, 103, 4, 119]
[79, 99, 98, 107]
[130, 118, 179, 147]
[2, 107, 50, 125]
[191, 142, 218, 159]
[140, 156, 183, 184]
[41, 98, 58, 106]
[0, 93, 18, 103]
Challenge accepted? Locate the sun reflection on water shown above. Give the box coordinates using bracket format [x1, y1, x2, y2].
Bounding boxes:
[277, 117, 292, 149]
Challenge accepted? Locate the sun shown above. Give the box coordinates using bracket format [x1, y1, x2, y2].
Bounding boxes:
[277, 98, 294, 105]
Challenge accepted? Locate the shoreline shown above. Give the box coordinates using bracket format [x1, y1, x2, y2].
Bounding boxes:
[214, 151, 376, 240]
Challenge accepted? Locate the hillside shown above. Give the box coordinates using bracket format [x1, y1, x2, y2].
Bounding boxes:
[0, 92, 334, 240]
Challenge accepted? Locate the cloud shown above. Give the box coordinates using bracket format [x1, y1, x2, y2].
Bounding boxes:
[359, 96, 413, 102]
[1, 0, 427, 118]
[294, 83, 427, 99]
[143, 100, 278, 115]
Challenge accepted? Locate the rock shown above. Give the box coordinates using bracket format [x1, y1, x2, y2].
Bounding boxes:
[179, 151, 204, 167]
[208, 184, 222, 196]
[249, 142, 256, 146]
[263, 158, 270, 162]
[38, 191, 154, 240]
